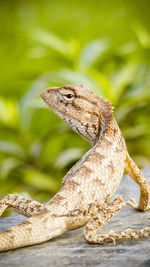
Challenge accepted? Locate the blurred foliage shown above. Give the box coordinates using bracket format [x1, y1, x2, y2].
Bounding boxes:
[0, 0, 150, 206]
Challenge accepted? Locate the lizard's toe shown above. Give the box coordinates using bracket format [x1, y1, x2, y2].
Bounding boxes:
[126, 198, 138, 209]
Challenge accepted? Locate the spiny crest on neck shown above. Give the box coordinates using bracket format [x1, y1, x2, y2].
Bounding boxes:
[41, 84, 113, 145]
[99, 97, 113, 133]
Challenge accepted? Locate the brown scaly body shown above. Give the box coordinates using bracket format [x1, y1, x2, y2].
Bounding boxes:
[0, 84, 150, 251]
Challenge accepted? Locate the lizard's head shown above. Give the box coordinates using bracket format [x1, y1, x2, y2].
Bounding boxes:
[41, 84, 112, 145]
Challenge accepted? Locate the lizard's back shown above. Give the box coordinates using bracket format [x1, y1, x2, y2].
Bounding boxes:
[47, 117, 125, 215]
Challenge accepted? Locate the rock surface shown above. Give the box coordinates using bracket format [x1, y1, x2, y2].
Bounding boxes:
[0, 168, 150, 267]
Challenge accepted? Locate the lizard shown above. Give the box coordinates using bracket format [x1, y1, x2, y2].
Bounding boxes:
[0, 84, 150, 251]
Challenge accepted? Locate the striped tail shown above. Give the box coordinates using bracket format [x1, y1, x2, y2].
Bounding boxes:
[0, 210, 67, 252]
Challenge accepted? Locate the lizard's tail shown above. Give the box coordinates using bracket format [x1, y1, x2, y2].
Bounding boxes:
[0, 210, 67, 252]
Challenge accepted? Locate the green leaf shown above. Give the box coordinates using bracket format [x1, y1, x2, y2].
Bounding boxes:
[79, 39, 109, 70]
[88, 69, 115, 100]
[29, 29, 72, 57]
[132, 22, 150, 48]
[0, 140, 24, 158]
[111, 63, 138, 101]
[55, 148, 84, 169]
[0, 98, 19, 126]
[19, 75, 48, 128]
[0, 158, 22, 177]
[23, 169, 59, 192]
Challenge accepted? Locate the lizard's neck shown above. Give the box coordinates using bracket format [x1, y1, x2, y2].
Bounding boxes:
[58, 99, 114, 187]
[66, 97, 113, 146]
[94, 97, 113, 145]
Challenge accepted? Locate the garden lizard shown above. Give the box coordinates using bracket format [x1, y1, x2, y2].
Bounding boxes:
[0, 84, 150, 251]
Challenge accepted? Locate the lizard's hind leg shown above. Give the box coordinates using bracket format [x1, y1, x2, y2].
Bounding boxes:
[84, 196, 150, 244]
[84, 196, 125, 244]
[0, 194, 44, 218]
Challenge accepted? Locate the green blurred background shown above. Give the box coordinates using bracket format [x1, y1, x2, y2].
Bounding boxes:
[0, 0, 150, 206]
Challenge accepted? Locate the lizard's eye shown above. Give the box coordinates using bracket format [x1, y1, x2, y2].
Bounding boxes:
[65, 94, 73, 99]
[61, 93, 75, 102]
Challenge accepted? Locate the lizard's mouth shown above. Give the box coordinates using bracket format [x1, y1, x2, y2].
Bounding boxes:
[41, 92, 53, 112]
[41, 91, 46, 100]
[41, 90, 64, 118]
[41, 91, 49, 105]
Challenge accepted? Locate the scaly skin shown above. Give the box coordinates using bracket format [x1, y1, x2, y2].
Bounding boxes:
[0, 84, 150, 251]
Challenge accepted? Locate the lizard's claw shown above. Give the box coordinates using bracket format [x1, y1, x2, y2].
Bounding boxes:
[126, 198, 138, 209]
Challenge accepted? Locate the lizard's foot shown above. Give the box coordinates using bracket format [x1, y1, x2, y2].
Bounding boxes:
[126, 198, 138, 210]
[143, 205, 150, 211]
[127, 198, 150, 211]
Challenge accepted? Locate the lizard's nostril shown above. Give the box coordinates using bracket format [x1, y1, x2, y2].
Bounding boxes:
[47, 89, 50, 93]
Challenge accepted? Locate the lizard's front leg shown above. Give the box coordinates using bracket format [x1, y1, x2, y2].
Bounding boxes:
[0, 194, 44, 217]
[125, 151, 150, 211]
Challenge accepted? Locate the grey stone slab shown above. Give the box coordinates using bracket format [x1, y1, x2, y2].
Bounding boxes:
[0, 168, 150, 267]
